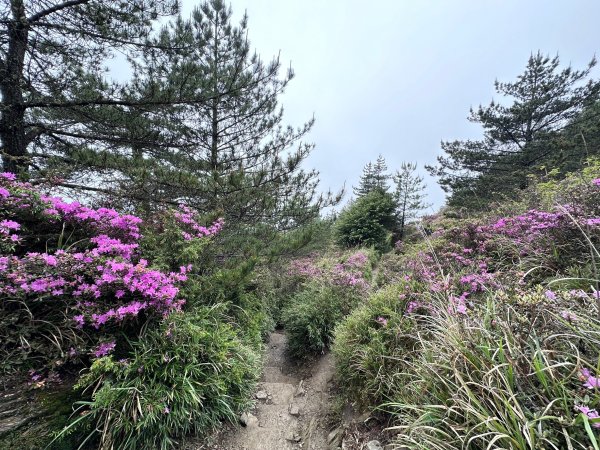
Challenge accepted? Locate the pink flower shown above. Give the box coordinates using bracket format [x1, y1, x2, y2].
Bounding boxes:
[576, 405, 600, 428]
[73, 315, 85, 328]
[592, 178, 600, 186]
[42, 254, 58, 266]
[29, 369, 42, 382]
[376, 316, 388, 327]
[0, 172, 16, 181]
[580, 368, 600, 389]
[94, 341, 116, 358]
[406, 301, 421, 314]
[0, 219, 20, 231]
[448, 293, 469, 315]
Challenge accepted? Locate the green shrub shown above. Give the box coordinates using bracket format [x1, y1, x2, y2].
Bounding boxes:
[333, 284, 418, 407]
[65, 306, 261, 450]
[334, 190, 396, 251]
[282, 282, 362, 358]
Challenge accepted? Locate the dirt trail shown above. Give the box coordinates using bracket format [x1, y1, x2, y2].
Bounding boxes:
[195, 331, 336, 450]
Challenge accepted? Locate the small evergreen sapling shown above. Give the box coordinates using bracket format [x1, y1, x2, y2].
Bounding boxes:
[393, 162, 430, 240]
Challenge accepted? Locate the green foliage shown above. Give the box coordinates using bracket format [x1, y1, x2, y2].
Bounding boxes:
[353, 154, 390, 197]
[330, 165, 600, 448]
[333, 284, 417, 407]
[140, 210, 216, 272]
[141, 210, 274, 348]
[428, 52, 600, 210]
[335, 190, 396, 251]
[125, 0, 338, 225]
[392, 162, 431, 240]
[66, 306, 261, 450]
[282, 282, 362, 358]
[387, 295, 600, 449]
[0, 0, 180, 178]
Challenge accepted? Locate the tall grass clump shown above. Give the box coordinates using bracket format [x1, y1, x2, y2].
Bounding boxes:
[387, 292, 600, 449]
[62, 306, 261, 450]
[283, 281, 363, 357]
[280, 249, 376, 357]
[333, 283, 419, 406]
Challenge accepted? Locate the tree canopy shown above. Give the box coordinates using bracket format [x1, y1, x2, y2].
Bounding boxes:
[427, 52, 600, 209]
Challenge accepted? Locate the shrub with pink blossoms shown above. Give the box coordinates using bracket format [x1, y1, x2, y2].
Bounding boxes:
[286, 250, 373, 291]
[0, 173, 220, 373]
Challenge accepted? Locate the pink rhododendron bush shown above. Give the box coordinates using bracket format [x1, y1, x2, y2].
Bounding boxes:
[0, 172, 218, 375]
[333, 164, 600, 449]
[0, 173, 265, 448]
[278, 249, 376, 357]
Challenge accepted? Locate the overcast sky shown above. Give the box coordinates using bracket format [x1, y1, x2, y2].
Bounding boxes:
[176, 0, 600, 210]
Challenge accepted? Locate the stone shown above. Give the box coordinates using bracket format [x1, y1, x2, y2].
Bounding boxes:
[288, 403, 300, 416]
[255, 390, 268, 400]
[239, 412, 258, 427]
[366, 440, 384, 450]
[285, 432, 301, 442]
[294, 380, 306, 397]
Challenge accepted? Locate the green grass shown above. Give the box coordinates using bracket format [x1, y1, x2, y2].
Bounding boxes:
[58, 305, 261, 450]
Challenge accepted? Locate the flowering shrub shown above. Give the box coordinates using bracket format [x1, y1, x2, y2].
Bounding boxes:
[0, 173, 222, 373]
[174, 204, 224, 241]
[333, 163, 600, 448]
[0, 173, 269, 450]
[287, 249, 373, 290]
[279, 249, 376, 356]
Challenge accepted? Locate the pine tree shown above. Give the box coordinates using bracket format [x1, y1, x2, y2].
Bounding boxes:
[372, 154, 390, 191]
[353, 154, 389, 197]
[393, 162, 430, 240]
[353, 162, 376, 197]
[427, 52, 600, 209]
[124, 0, 338, 234]
[0, 0, 181, 180]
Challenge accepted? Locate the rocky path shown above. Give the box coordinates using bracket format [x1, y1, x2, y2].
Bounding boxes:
[196, 330, 336, 450]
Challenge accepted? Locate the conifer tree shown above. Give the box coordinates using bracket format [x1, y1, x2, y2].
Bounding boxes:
[353, 154, 389, 197]
[126, 0, 337, 233]
[393, 162, 430, 240]
[427, 52, 600, 209]
[353, 162, 376, 197]
[372, 154, 390, 191]
[0, 0, 181, 180]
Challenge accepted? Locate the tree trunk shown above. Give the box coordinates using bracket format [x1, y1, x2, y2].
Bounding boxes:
[0, 0, 29, 175]
[209, 14, 220, 211]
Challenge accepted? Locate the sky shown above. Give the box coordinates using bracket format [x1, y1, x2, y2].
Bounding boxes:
[175, 0, 600, 210]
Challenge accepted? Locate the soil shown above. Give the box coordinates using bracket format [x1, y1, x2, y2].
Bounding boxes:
[190, 330, 337, 450]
